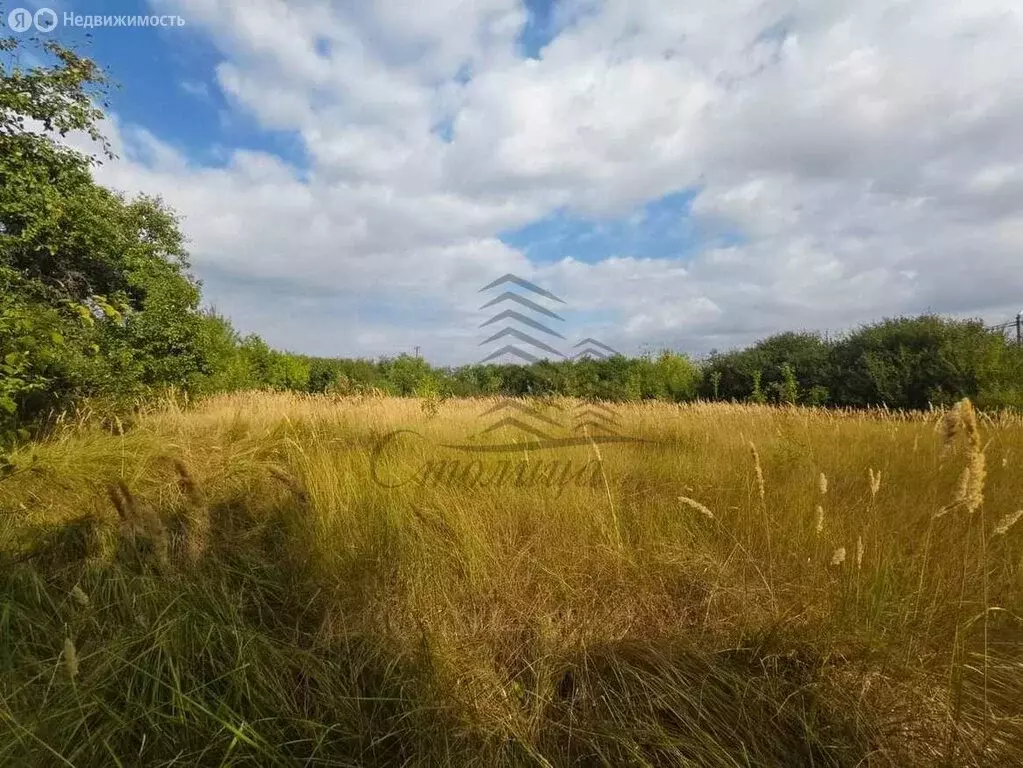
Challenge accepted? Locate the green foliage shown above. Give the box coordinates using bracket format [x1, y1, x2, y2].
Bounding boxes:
[380, 354, 433, 396]
[0, 38, 207, 445]
[709, 370, 722, 400]
[702, 332, 832, 403]
[701, 320, 1023, 410]
[774, 362, 798, 405]
[749, 370, 766, 404]
[830, 315, 1017, 409]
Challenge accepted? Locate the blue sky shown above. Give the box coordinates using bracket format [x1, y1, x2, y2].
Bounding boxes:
[499, 190, 747, 264]
[6, 0, 1021, 362]
[35, 0, 574, 161]
[39, 0, 307, 168]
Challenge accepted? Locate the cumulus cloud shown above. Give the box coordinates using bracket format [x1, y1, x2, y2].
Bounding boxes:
[73, 0, 1023, 361]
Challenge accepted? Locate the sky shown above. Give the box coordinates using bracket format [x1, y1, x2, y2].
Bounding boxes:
[6, 0, 1023, 364]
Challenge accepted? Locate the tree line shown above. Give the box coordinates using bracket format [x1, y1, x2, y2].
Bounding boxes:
[192, 317, 1023, 413]
[3, 37, 1023, 451]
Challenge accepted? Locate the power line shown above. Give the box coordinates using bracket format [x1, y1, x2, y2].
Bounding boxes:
[987, 311, 1023, 346]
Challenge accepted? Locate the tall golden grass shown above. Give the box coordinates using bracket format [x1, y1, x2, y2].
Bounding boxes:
[1, 392, 1022, 765]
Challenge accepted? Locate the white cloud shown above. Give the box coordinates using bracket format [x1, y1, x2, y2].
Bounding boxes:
[75, 0, 1023, 361]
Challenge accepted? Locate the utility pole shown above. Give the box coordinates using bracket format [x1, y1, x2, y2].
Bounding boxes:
[1016, 311, 1022, 347]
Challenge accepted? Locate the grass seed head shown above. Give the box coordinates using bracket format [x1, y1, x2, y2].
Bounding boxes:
[966, 452, 986, 514]
[679, 496, 715, 520]
[172, 458, 202, 504]
[749, 442, 765, 503]
[941, 407, 962, 448]
[70, 585, 90, 608]
[63, 636, 78, 681]
[108, 481, 138, 522]
[993, 509, 1023, 536]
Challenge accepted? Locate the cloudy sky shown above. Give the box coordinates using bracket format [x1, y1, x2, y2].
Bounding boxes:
[18, 0, 1023, 363]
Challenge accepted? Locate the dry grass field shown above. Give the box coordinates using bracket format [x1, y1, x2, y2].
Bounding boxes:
[2, 392, 1022, 766]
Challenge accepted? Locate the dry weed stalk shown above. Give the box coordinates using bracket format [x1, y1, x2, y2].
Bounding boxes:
[749, 442, 765, 504]
[868, 468, 882, 498]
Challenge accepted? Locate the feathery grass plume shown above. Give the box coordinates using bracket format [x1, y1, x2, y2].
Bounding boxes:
[868, 468, 882, 498]
[831, 547, 846, 566]
[109, 480, 169, 568]
[993, 509, 1023, 537]
[70, 585, 90, 608]
[148, 509, 170, 570]
[679, 496, 715, 520]
[856, 536, 864, 569]
[940, 405, 962, 448]
[938, 399, 987, 516]
[63, 636, 78, 681]
[270, 468, 310, 505]
[172, 458, 202, 505]
[949, 465, 972, 510]
[815, 505, 825, 534]
[108, 480, 138, 522]
[966, 450, 987, 514]
[173, 459, 208, 564]
[959, 399, 986, 514]
[818, 472, 828, 496]
[749, 441, 765, 504]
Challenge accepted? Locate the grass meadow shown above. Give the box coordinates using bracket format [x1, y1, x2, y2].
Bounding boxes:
[1, 392, 1022, 766]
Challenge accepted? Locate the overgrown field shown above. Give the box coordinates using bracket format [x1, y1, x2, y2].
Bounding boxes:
[1, 393, 1022, 766]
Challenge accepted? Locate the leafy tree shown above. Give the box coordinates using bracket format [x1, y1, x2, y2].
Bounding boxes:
[1, 37, 207, 442]
[829, 316, 1011, 409]
[701, 332, 832, 403]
